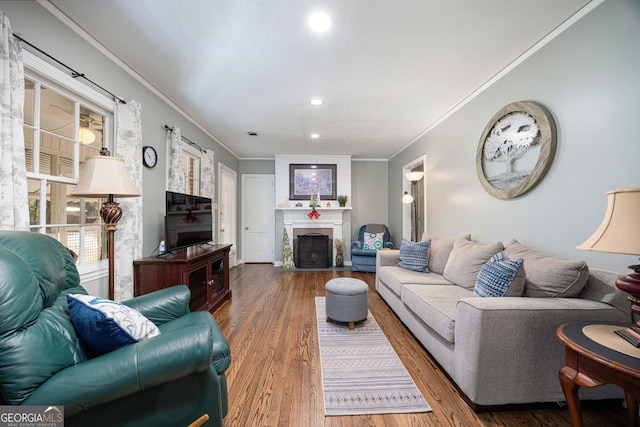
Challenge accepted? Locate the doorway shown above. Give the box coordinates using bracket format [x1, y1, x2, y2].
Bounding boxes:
[402, 155, 427, 242]
[241, 174, 275, 263]
[218, 163, 237, 266]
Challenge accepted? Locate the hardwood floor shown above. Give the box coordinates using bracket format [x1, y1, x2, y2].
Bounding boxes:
[213, 264, 628, 427]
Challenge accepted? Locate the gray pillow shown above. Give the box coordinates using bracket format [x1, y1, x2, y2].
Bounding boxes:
[443, 238, 504, 289]
[425, 234, 471, 275]
[503, 239, 589, 297]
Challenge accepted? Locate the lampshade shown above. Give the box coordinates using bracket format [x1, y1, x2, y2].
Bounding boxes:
[405, 171, 424, 182]
[79, 126, 96, 144]
[402, 191, 414, 204]
[72, 156, 140, 198]
[577, 188, 640, 256]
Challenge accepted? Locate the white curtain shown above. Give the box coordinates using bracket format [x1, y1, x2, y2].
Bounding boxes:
[220, 168, 236, 249]
[166, 126, 185, 193]
[200, 148, 216, 242]
[114, 100, 143, 301]
[0, 12, 28, 231]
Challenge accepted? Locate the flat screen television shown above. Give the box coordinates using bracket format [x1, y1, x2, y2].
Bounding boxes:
[164, 191, 213, 252]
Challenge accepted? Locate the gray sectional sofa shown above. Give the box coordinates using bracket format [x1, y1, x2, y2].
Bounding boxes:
[375, 234, 632, 409]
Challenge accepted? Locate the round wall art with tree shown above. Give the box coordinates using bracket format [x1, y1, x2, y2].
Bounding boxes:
[476, 101, 556, 199]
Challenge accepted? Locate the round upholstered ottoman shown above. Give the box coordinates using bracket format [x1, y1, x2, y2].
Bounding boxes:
[325, 278, 368, 330]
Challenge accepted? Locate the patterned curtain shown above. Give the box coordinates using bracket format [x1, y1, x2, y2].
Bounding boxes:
[166, 126, 185, 193]
[200, 149, 216, 243]
[114, 100, 143, 301]
[0, 12, 28, 231]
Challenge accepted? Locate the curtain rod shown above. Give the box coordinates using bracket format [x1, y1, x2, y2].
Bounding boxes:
[14, 34, 126, 104]
[164, 125, 204, 152]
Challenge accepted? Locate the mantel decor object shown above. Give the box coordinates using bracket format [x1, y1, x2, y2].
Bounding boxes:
[289, 164, 337, 200]
[476, 101, 556, 199]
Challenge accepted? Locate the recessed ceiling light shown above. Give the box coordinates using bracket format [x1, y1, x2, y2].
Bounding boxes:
[309, 98, 323, 106]
[308, 12, 332, 33]
[310, 133, 320, 139]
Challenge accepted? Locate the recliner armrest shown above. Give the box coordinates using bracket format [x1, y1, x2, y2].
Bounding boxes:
[24, 324, 214, 416]
[122, 285, 191, 325]
[351, 241, 363, 251]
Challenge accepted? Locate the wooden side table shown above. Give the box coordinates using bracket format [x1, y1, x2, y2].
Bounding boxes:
[557, 321, 640, 427]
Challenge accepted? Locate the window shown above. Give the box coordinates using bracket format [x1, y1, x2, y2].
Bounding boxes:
[24, 54, 114, 269]
[181, 141, 201, 196]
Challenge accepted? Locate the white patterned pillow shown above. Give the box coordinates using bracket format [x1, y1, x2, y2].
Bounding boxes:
[67, 294, 160, 355]
[473, 251, 524, 298]
[363, 232, 385, 250]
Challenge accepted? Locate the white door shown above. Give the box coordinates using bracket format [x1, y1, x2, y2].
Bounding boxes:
[218, 163, 237, 266]
[242, 174, 274, 263]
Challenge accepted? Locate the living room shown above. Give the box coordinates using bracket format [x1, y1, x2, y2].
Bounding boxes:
[0, 0, 638, 426]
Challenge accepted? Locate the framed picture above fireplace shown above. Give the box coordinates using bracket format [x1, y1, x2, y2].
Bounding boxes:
[289, 164, 337, 200]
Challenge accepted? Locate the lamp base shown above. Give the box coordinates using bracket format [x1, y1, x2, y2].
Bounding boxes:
[615, 261, 640, 334]
[100, 200, 122, 232]
[616, 263, 640, 313]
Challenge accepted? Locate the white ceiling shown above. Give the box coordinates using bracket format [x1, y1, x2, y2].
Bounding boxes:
[48, 0, 591, 159]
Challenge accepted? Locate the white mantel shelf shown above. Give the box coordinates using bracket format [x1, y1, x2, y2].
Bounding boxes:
[275, 207, 352, 211]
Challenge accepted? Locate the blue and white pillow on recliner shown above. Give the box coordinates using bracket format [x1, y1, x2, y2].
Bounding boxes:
[67, 294, 160, 355]
[363, 232, 385, 250]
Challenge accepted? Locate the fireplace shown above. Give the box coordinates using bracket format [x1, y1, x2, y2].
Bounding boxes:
[295, 233, 332, 268]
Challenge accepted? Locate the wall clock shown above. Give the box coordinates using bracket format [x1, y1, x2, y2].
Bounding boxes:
[476, 101, 556, 199]
[142, 145, 158, 168]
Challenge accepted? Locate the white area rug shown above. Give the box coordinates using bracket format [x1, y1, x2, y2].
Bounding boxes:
[315, 297, 432, 416]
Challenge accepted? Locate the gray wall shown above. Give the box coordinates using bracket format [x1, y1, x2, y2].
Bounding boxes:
[351, 160, 389, 242]
[1, 1, 240, 257]
[389, 0, 640, 273]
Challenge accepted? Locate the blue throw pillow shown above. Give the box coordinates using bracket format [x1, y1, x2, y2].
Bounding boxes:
[397, 239, 431, 272]
[474, 251, 524, 298]
[67, 294, 160, 355]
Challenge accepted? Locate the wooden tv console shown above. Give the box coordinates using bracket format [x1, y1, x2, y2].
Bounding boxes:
[133, 244, 232, 313]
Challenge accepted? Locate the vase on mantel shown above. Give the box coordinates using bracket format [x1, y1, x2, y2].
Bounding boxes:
[335, 254, 344, 267]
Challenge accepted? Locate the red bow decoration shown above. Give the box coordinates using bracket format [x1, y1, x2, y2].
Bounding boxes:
[307, 210, 321, 219]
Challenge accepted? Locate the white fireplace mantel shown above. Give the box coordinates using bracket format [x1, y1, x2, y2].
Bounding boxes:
[276, 207, 351, 266]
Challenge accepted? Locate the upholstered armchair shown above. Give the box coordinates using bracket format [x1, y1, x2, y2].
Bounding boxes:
[0, 231, 231, 427]
[351, 224, 393, 272]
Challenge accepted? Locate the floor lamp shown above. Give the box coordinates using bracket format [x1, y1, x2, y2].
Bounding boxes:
[577, 188, 640, 345]
[404, 171, 424, 242]
[72, 153, 140, 300]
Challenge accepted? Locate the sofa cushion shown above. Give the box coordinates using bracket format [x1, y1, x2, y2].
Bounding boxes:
[504, 239, 589, 297]
[425, 234, 471, 274]
[402, 284, 473, 343]
[443, 239, 504, 290]
[68, 294, 161, 355]
[474, 251, 525, 297]
[377, 266, 452, 296]
[397, 239, 431, 272]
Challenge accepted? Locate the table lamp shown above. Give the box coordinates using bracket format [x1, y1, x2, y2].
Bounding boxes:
[577, 188, 640, 345]
[72, 152, 140, 300]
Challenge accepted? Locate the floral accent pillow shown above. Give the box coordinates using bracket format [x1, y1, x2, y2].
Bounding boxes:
[363, 232, 384, 250]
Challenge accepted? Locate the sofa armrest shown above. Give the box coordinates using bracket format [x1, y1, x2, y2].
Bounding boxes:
[122, 285, 191, 325]
[24, 324, 214, 415]
[452, 297, 629, 405]
[351, 241, 363, 251]
[376, 249, 400, 267]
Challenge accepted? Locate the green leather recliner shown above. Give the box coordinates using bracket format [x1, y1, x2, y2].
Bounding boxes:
[0, 231, 231, 427]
